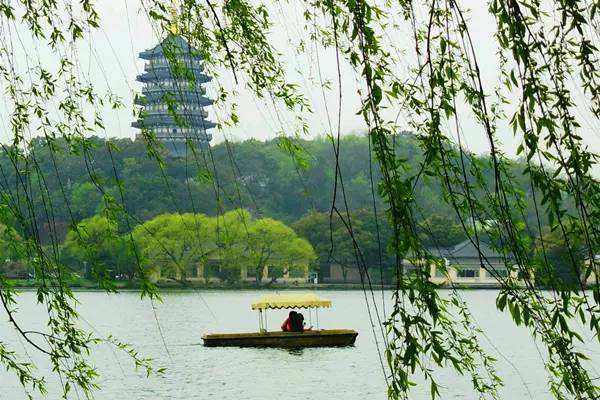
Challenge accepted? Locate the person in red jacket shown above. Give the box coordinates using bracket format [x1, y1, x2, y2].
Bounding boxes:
[281, 311, 297, 332]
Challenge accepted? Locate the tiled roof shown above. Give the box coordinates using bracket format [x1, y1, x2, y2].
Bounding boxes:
[428, 239, 505, 259]
[139, 34, 202, 59]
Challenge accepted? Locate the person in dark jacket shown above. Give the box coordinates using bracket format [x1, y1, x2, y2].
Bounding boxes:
[290, 312, 303, 332]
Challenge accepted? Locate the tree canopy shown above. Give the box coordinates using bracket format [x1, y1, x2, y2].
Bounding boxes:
[59, 209, 316, 285]
[3, 134, 543, 244]
[62, 215, 135, 282]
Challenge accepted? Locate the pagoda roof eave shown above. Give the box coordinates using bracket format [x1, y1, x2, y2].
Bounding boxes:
[133, 120, 217, 130]
[139, 34, 202, 60]
[134, 94, 214, 106]
[136, 72, 211, 84]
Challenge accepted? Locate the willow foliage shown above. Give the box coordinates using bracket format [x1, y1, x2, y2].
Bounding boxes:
[0, 1, 598, 399]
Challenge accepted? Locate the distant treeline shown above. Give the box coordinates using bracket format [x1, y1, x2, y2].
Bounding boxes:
[1, 133, 547, 239]
[0, 133, 579, 286]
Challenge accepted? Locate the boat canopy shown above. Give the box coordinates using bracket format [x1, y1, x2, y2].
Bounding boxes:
[251, 293, 332, 310]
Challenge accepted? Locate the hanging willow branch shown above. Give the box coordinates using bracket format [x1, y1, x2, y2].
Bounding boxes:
[0, 1, 598, 399]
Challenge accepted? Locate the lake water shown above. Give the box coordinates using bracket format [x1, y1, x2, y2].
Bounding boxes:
[1, 290, 599, 399]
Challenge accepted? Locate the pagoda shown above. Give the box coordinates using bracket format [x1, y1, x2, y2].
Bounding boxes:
[133, 34, 215, 157]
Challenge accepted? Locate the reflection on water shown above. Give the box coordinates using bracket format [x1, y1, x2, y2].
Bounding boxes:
[286, 348, 305, 356]
[0, 290, 597, 400]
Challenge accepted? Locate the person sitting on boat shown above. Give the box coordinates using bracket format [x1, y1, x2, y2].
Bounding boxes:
[296, 313, 312, 332]
[291, 312, 304, 332]
[281, 311, 298, 332]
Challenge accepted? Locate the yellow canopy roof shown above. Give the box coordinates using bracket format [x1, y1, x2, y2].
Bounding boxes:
[251, 293, 332, 310]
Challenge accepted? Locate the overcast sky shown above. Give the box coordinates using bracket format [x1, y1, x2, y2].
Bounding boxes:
[6, 1, 600, 157]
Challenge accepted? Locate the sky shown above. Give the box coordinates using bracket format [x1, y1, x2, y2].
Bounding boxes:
[4, 0, 600, 158]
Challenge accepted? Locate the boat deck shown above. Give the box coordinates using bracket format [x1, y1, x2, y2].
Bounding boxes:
[202, 329, 358, 348]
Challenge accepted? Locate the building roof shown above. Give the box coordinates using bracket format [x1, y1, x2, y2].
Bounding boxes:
[429, 239, 505, 260]
[137, 69, 211, 83]
[139, 34, 202, 60]
[132, 113, 216, 129]
[135, 92, 213, 106]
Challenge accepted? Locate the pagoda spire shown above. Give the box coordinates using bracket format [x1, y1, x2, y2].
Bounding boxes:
[168, 0, 180, 35]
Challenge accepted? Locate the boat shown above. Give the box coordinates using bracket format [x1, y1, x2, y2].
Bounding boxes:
[202, 293, 358, 348]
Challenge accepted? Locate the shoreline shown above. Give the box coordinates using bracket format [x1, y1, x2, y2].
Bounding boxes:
[5, 279, 523, 291]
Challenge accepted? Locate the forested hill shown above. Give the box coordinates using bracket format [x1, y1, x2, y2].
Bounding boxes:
[5, 133, 541, 243]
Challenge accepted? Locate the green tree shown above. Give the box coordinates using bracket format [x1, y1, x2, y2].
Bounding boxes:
[418, 214, 466, 248]
[70, 182, 103, 220]
[293, 209, 393, 282]
[534, 228, 585, 290]
[132, 213, 216, 280]
[62, 216, 135, 280]
[130, 209, 315, 284]
[0, 223, 28, 278]
[243, 217, 315, 283]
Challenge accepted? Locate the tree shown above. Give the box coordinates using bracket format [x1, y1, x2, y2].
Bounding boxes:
[62, 215, 135, 280]
[208, 209, 251, 282]
[534, 228, 585, 290]
[132, 213, 216, 280]
[130, 209, 317, 284]
[0, 223, 27, 278]
[293, 209, 393, 282]
[418, 214, 466, 248]
[70, 182, 103, 220]
[243, 217, 315, 283]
